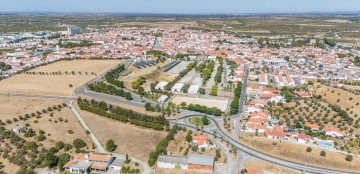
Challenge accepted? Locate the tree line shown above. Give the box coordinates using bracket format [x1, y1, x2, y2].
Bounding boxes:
[214, 57, 224, 83]
[104, 64, 126, 88]
[78, 98, 169, 130]
[59, 40, 97, 48]
[87, 81, 132, 100]
[230, 82, 242, 115]
[186, 103, 222, 116]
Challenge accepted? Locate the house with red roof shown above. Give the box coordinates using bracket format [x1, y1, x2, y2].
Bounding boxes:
[294, 91, 312, 98]
[266, 126, 287, 140]
[297, 133, 314, 144]
[305, 123, 320, 131]
[245, 123, 267, 133]
[325, 127, 345, 137]
[192, 135, 208, 148]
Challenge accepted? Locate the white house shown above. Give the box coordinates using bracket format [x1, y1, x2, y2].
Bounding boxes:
[297, 133, 314, 144]
[12, 125, 27, 133]
[157, 95, 169, 104]
[157, 155, 188, 169]
[187, 85, 200, 94]
[171, 83, 184, 92]
[325, 127, 345, 137]
[155, 81, 169, 90]
[245, 105, 261, 113]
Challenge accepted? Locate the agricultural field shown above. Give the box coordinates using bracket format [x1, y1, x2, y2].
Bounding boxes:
[4, 106, 93, 151]
[0, 60, 124, 96]
[0, 96, 66, 121]
[241, 137, 360, 172]
[171, 96, 229, 112]
[79, 107, 167, 161]
[309, 83, 360, 124]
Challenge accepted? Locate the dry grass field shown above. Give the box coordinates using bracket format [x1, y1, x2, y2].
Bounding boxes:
[4, 107, 93, 151]
[79, 106, 167, 161]
[0, 60, 123, 96]
[241, 137, 360, 172]
[0, 96, 66, 121]
[243, 160, 300, 174]
[166, 132, 226, 163]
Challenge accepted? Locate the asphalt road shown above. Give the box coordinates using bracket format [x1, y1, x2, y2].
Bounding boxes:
[233, 64, 249, 138]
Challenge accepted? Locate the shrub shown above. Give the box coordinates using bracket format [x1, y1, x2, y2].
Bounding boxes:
[345, 155, 353, 162]
[68, 130, 74, 134]
[306, 147, 312, 152]
[320, 150, 326, 157]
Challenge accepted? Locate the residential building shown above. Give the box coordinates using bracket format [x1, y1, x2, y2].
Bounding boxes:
[192, 135, 208, 148]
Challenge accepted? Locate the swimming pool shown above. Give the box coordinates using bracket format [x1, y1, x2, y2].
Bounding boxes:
[317, 141, 334, 148]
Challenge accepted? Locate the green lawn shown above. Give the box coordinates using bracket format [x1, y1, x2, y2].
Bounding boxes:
[189, 116, 211, 126]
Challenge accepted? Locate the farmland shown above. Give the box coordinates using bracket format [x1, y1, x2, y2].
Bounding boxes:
[0, 59, 123, 96]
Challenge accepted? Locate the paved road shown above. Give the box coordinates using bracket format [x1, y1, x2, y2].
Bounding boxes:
[169, 115, 358, 174]
[68, 101, 106, 153]
[233, 64, 249, 138]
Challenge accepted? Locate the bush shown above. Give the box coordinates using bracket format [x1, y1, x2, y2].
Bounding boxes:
[73, 138, 86, 149]
[306, 147, 312, 152]
[345, 155, 353, 161]
[105, 139, 117, 152]
[320, 150, 326, 157]
[37, 135, 46, 141]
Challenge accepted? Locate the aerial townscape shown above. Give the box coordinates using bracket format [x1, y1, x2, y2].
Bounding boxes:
[0, 1, 360, 174]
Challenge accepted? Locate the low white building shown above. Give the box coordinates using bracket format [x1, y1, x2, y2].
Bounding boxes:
[12, 125, 27, 133]
[187, 85, 200, 94]
[157, 155, 188, 169]
[207, 56, 217, 61]
[171, 83, 184, 92]
[155, 81, 169, 90]
[157, 95, 169, 104]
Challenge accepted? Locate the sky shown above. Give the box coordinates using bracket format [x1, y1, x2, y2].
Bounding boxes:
[1, 0, 360, 14]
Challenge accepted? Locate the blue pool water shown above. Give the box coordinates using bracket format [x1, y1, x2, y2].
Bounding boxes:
[317, 141, 333, 147]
